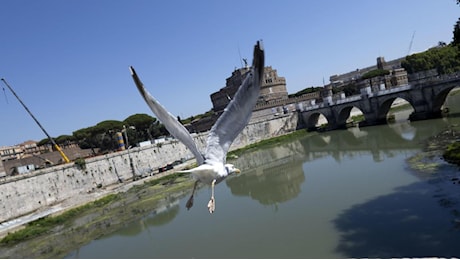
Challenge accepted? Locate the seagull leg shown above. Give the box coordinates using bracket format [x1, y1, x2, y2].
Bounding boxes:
[207, 179, 216, 214]
[186, 181, 198, 210]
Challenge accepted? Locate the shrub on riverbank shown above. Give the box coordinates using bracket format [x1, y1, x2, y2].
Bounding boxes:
[407, 128, 460, 174]
[0, 169, 194, 247]
[443, 141, 460, 165]
[0, 194, 119, 245]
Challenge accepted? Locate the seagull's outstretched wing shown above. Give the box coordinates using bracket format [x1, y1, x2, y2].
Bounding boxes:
[204, 41, 265, 164]
[130, 66, 205, 165]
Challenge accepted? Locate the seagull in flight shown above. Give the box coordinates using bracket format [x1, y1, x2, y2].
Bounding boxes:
[129, 40, 264, 213]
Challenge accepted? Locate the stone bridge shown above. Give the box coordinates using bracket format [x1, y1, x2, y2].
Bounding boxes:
[299, 74, 460, 131]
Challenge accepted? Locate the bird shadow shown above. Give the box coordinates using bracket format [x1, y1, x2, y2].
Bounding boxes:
[333, 180, 460, 258]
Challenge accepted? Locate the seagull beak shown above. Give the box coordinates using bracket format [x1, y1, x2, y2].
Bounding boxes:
[235, 168, 241, 174]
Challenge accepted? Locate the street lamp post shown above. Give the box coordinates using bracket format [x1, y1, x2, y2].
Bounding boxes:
[123, 125, 136, 180]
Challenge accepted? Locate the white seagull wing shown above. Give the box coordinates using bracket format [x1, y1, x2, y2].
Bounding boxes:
[129, 66, 205, 165]
[204, 41, 265, 164]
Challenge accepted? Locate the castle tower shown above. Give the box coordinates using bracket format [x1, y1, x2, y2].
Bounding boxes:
[210, 66, 288, 113]
[377, 56, 386, 70]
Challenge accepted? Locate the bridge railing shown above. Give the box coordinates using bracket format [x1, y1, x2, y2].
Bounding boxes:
[335, 95, 361, 104]
[375, 84, 412, 96]
[299, 84, 413, 111]
[411, 72, 460, 87]
[302, 103, 322, 112]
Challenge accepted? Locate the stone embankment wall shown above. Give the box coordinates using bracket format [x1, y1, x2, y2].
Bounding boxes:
[0, 112, 300, 223]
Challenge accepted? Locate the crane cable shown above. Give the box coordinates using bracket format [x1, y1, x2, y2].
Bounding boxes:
[2, 85, 8, 104]
[1, 78, 71, 163]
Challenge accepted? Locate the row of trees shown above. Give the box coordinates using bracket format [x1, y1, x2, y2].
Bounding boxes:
[288, 86, 323, 98]
[401, 43, 460, 75]
[402, 16, 460, 74]
[38, 114, 169, 153]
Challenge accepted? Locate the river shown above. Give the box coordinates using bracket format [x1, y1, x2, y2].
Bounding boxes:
[60, 93, 460, 258]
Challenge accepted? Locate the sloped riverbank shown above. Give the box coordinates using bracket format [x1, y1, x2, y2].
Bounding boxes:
[0, 170, 197, 258]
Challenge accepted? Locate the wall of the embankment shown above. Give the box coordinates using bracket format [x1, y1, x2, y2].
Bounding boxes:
[0, 112, 300, 223]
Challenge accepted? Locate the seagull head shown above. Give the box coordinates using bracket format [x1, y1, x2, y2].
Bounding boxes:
[225, 163, 241, 176]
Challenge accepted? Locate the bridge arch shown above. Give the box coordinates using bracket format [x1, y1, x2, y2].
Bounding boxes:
[304, 112, 330, 130]
[307, 134, 331, 148]
[336, 105, 364, 128]
[432, 85, 460, 113]
[377, 95, 414, 123]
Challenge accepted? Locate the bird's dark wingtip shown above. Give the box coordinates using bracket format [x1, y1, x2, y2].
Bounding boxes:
[256, 40, 264, 52]
[253, 40, 265, 83]
[129, 66, 136, 76]
[129, 66, 148, 99]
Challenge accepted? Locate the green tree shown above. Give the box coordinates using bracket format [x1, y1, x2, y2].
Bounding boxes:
[92, 121, 123, 151]
[54, 135, 76, 145]
[122, 113, 170, 144]
[123, 114, 155, 145]
[402, 44, 460, 75]
[334, 83, 360, 96]
[37, 138, 51, 146]
[288, 86, 323, 98]
[453, 18, 460, 46]
[72, 120, 123, 152]
[402, 15, 460, 75]
[37, 135, 75, 151]
[92, 120, 124, 135]
[73, 126, 93, 149]
[361, 69, 390, 80]
[71, 115, 173, 151]
[123, 114, 156, 130]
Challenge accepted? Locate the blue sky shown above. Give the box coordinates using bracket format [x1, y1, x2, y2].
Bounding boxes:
[0, 0, 458, 146]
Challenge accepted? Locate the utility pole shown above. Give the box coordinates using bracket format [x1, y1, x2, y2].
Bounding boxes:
[1, 78, 70, 163]
[123, 125, 136, 180]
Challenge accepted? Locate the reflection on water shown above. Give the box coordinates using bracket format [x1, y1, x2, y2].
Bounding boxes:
[226, 148, 305, 206]
[227, 131, 309, 205]
[224, 117, 428, 206]
[55, 93, 460, 258]
[224, 113, 459, 208]
[112, 200, 180, 237]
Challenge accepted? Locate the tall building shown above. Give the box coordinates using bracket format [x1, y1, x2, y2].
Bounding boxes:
[210, 66, 288, 113]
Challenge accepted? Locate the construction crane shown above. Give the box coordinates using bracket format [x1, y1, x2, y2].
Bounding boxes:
[1, 78, 71, 163]
[407, 30, 416, 56]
